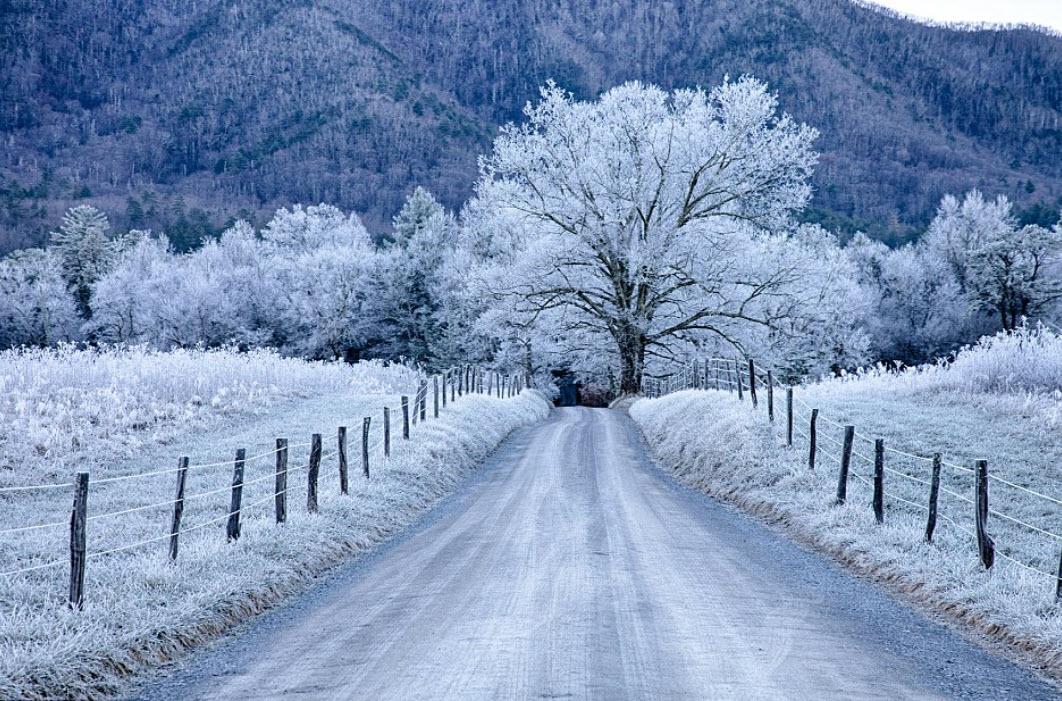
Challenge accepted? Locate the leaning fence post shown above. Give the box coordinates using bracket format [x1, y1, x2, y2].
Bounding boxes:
[786, 388, 794, 447]
[809, 409, 819, 469]
[275, 438, 288, 524]
[873, 439, 885, 524]
[383, 407, 391, 457]
[975, 459, 994, 569]
[926, 453, 941, 543]
[227, 449, 246, 542]
[307, 434, 321, 514]
[837, 425, 854, 504]
[766, 370, 775, 422]
[69, 471, 89, 610]
[748, 359, 758, 407]
[401, 396, 410, 439]
[736, 362, 744, 401]
[338, 426, 349, 495]
[169, 457, 189, 561]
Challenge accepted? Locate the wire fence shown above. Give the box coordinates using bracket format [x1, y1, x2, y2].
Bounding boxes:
[647, 356, 1062, 597]
[0, 364, 532, 607]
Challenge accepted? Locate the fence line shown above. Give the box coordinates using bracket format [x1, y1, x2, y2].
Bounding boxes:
[0, 366, 530, 608]
[649, 355, 1062, 599]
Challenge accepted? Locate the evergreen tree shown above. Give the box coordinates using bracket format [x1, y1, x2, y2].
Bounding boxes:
[49, 205, 115, 316]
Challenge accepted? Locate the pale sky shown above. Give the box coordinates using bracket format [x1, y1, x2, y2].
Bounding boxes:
[865, 0, 1062, 33]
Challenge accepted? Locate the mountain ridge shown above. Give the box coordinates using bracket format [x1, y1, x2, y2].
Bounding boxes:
[1, 0, 1060, 252]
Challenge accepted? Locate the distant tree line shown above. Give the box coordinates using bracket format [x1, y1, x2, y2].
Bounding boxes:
[3, 79, 1061, 392]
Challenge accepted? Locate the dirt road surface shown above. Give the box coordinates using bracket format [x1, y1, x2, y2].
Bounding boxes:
[135, 408, 1059, 700]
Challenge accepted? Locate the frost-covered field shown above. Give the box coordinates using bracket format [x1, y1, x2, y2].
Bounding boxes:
[0, 347, 550, 699]
[631, 330, 1062, 678]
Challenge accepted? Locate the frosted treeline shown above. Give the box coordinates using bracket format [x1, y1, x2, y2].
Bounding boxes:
[1, 79, 1060, 391]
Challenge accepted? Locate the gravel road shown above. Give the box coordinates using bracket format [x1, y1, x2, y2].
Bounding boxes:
[134, 407, 1059, 700]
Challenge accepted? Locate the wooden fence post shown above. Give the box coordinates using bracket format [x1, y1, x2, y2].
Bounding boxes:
[433, 376, 439, 418]
[307, 434, 321, 514]
[1056, 546, 1062, 601]
[275, 438, 288, 524]
[338, 426, 349, 495]
[441, 372, 447, 408]
[383, 407, 391, 457]
[975, 459, 995, 569]
[401, 396, 410, 439]
[748, 359, 758, 407]
[786, 388, 793, 447]
[736, 361, 744, 401]
[227, 449, 246, 542]
[69, 471, 89, 610]
[837, 425, 854, 504]
[419, 381, 427, 421]
[714, 364, 720, 390]
[926, 453, 941, 543]
[169, 457, 189, 561]
[873, 439, 885, 524]
[766, 370, 775, 422]
[362, 417, 371, 478]
[809, 409, 818, 469]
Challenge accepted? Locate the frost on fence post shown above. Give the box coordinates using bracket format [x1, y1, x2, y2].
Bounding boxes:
[809, 409, 818, 470]
[748, 359, 758, 407]
[975, 459, 995, 569]
[227, 449, 246, 542]
[419, 381, 427, 421]
[766, 370, 774, 422]
[926, 453, 941, 543]
[873, 439, 885, 524]
[169, 457, 189, 561]
[401, 396, 410, 440]
[735, 361, 744, 401]
[433, 376, 439, 419]
[362, 416, 371, 479]
[69, 471, 89, 610]
[275, 438, 288, 524]
[338, 426, 349, 495]
[837, 426, 854, 504]
[383, 407, 391, 457]
[786, 388, 794, 447]
[307, 434, 321, 514]
[441, 373, 447, 408]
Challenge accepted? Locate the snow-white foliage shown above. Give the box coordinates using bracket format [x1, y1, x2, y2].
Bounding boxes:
[631, 388, 1062, 675]
[817, 322, 1062, 397]
[48, 205, 126, 315]
[88, 205, 379, 359]
[0, 248, 80, 347]
[0, 348, 550, 699]
[850, 192, 1062, 362]
[466, 78, 866, 392]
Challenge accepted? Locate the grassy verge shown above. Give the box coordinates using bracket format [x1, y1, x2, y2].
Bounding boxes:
[630, 388, 1062, 682]
[0, 347, 551, 699]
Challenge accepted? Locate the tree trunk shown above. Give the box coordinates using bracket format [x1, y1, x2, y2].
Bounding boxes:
[617, 332, 646, 395]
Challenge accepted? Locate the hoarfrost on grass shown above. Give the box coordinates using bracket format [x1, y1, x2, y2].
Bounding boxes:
[0, 346, 550, 699]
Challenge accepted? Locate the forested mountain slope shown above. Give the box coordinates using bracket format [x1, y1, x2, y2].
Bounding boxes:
[1, 0, 1060, 252]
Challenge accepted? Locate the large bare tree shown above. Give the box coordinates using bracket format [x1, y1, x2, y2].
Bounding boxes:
[470, 78, 820, 393]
